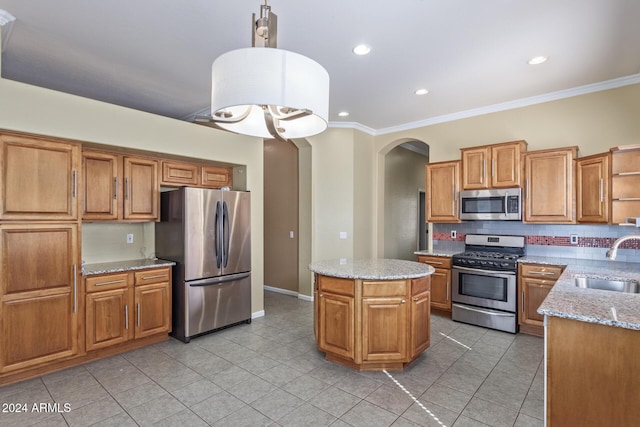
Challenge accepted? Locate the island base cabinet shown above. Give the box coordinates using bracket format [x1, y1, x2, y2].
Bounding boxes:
[318, 292, 354, 361]
[547, 317, 640, 426]
[362, 297, 407, 362]
[315, 274, 431, 371]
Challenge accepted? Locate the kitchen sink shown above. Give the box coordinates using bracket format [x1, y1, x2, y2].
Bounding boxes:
[574, 276, 640, 293]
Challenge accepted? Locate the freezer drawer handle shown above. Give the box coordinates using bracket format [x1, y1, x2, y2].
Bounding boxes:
[188, 272, 251, 287]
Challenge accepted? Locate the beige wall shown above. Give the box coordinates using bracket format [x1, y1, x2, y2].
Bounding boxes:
[0, 77, 265, 316]
[376, 84, 640, 162]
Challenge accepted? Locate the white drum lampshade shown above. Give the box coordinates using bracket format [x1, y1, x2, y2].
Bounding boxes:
[211, 47, 329, 140]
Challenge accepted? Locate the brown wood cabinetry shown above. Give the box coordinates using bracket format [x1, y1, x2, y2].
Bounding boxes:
[85, 267, 170, 352]
[461, 140, 526, 190]
[426, 161, 461, 223]
[576, 152, 610, 223]
[546, 316, 640, 426]
[315, 273, 431, 371]
[83, 151, 159, 221]
[0, 223, 80, 373]
[160, 160, 233, 189]
[362, 280, 408, 362]
[518, 263, 564, 336]
[416, 255, 451, 311]
[611, 145, 640, 225]
[524, 147, 578, 223]
[0, 132, 80, 221]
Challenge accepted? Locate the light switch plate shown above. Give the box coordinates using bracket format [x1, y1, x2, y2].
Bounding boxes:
[126, 233, 134, 244]
[450, 230, 457, 239]
[570, 234, 578, 245]
[339, 231, 348, 240]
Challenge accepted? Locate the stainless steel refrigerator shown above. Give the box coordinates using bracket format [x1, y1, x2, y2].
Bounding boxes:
[155, 187, 251, 342]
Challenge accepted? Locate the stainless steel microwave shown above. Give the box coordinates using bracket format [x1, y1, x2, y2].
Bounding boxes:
[459, 188, 522, 220]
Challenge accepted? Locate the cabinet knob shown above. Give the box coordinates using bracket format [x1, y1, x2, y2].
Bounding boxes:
[319, 294, 323, 298]
[413, 297, 419, 302]
[401, 299, 406, 304]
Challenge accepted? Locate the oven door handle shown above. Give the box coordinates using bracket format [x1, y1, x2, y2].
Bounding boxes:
[453, 303, 514, 317]
[453, 265, 516, 277]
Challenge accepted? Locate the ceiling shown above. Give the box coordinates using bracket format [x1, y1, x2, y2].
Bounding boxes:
[1, 0, 639, 135]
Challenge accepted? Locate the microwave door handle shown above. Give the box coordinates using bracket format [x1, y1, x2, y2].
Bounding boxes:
[504, 193, 509, 216]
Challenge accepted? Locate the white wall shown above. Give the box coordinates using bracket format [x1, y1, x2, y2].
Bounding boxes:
[0, 78, 265, 315]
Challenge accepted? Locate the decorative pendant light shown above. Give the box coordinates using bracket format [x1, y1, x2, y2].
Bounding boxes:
[196, 1, 329, 141]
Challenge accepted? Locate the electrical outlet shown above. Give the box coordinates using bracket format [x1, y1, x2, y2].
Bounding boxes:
[126, 233, 134, 244]
[450, 230, 457, 239]
[339, 231, 348, 240]
[570, 234, 578, 245]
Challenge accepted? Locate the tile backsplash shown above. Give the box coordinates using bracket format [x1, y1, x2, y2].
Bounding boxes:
[433, 222, 640, 263]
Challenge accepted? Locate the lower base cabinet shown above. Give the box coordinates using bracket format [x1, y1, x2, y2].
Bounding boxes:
[417, 255, 451, 312]
[315, 274, 431, 371]
[518, 263, 565, 336]
[546, 316, 640, 426]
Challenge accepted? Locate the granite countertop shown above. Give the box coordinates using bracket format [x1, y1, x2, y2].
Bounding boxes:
[527, 256, 640, 330]
[309, 258, 435, 280]
[83, 258, 175, 276]
[414, 249, 461, 257]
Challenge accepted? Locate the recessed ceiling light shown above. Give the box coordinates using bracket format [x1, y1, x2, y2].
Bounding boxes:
[338, 111, 350, 117]
[352, 44, 371, 55]
[528, 56, 548, 65]
[415, 89, 429, 95]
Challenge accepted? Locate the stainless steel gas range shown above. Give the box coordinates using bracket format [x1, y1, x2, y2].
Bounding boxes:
[451, 234, 525, 333]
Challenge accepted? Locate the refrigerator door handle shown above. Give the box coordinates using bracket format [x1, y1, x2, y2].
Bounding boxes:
[223, 201, 230, 268]
[215, 201, 222, 268]
[188, 272, 251, 287]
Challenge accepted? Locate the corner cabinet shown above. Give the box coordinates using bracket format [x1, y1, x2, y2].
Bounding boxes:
[0, 132, 80, 221]
[518, 262, 564, 336]
[576, 152, 610, 223]
[426, 161, 461, 223]
[315, 273, 431, 371]
[0, 223, 80, 374]
[611, 145, 640, 225]
[416, 255, 451, 311]
[461, 140, 526, 190]
[523, 147, 578, 223]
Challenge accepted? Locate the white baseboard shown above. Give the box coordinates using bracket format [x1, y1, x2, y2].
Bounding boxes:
[251, 310, 265, 319]
[264, 285, 313, 302]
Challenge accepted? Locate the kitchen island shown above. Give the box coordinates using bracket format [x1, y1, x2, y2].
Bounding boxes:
[535, 257, 640, 426]
[309, 259, 434, 371]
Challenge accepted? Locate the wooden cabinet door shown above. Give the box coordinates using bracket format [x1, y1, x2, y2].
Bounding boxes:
[201, 166, 232, 188]
[426, 161, 460, 222]
[430, 268, 452, 311]
[362, 297, 408, 362]
[86, 288, 132, 351]
[577, 153, 610, 223]
[491, 142, 523, 188]
[410, 290, 430, 358]
[0, 223, 79, 373]
[318, 292, 354, 360]
[83, 151, 120, 220]
[524, 147, 577, 223]
[161, 161, 199, 186]
[134, 282, 171, 339]
[519, 277, 553, 327]
[461, 146, 490, 190]
[0, 133, 80, 220]
[123, 157, 159, 221]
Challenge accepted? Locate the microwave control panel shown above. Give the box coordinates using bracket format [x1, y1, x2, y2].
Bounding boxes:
[506, 195, 520, 213]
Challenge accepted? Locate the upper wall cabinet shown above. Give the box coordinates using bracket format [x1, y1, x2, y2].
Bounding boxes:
[426, 161, 461, 223]
[611, 145, 640, 225]
[576, 152, 610, 224]
[83, 150, 159, 221]
[160, 160, 233, 189]
[461, 140, 527, 190]
[0, 132, 80, 221]
[524, 146, 578, 224]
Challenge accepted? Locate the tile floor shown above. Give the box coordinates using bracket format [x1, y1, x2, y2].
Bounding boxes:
[0, 291, 544, 427]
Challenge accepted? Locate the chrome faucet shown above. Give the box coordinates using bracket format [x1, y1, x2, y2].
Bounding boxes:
[606, 234, 640, 260]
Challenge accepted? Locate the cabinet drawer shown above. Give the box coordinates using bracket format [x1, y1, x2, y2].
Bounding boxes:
[411, 276, 431, 296]
[318, 275, 354, 296]
[520, 264, 564, 280]
[362, 280, 407, 297]
[134, 268, 171, 286]
[86, 273, 131, 292]
[417, 256, 452, 269]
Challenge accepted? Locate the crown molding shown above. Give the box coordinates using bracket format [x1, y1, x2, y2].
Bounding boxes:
[185, 74, 640, 137]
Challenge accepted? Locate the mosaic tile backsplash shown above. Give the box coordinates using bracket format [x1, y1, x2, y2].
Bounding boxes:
[432, 222, 640, 263]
